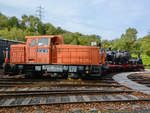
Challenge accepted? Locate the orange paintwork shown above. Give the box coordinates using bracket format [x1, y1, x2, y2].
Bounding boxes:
[10, 44, 26, 64]
[10, 35, 103, 65]
[25, 35, 63, 64]
[54, 45, 100, 65]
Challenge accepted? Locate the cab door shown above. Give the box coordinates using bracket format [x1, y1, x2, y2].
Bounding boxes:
[27, 38, 37, 63]
[37, 38, 50, 64]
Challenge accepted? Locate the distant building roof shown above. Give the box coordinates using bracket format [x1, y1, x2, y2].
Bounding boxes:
[0, 36, 25, 43]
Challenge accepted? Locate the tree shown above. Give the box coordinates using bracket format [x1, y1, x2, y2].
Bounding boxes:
[102, 40, 111, 50]
[55, 27, 65, 34]
[0, 13, 8, 29]
[8, 16, 20, 28]
[45, 23, 57, 35]
[120, 28, 137, 52]
[139, 35, 150, 55]
[111, 28, 138, 52]
[63, 32, 74, 44]
[21, 15, 42, 33]
[72, 32, 83, 45]
[78, 34, 101, 46]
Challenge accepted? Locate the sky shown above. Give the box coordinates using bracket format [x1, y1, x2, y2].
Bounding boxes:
[0, 0, 150, 40]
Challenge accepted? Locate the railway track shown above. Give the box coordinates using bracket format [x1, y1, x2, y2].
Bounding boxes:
[0, 84, 122, 88]
[0, 91, 150, 108]
[1, 94, 147, 108]
[127, 73, 150, 88]
[0, 74, 118, 88]
[0, 88, 134, 97]
[0, 87, 144, 108]
[0, 71, 150, 108]
[0, 77, 115, 82]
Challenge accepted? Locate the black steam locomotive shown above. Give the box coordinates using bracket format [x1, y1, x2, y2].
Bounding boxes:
[104, 48, 144, 71]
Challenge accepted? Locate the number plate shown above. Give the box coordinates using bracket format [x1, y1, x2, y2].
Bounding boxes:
[69, 66, 77, 72]
[43, 65, 63, 72]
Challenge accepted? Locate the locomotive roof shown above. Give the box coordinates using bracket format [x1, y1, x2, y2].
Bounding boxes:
[25, 35, 62, 39]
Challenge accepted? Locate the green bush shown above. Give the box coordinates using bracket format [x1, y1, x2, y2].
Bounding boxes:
[145, 49, 150, 57]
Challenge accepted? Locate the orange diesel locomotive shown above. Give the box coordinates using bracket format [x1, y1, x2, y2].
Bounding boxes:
[4, 35, 104, 78]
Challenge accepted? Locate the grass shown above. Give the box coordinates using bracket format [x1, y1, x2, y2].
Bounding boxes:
[132, 54, 150, 69]
[142, 55, 150, 69]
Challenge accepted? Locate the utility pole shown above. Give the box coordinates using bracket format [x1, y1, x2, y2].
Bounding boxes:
[36, 5, 44, 21]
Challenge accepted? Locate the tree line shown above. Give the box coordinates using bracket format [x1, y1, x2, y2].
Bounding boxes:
[0, 13, 150, 56]
[0, 13, 101, 46]
[102, 28, 150, 56]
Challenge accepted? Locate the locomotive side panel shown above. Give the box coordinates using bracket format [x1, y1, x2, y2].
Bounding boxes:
[10, 44, 26, 64]
[55, 45, 100, 65]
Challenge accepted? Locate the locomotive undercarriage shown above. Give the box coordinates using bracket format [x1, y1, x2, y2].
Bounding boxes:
[3, 64, 103, 78]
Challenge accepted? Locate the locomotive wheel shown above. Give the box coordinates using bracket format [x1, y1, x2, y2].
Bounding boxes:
[90, 64, 102, 77]
[34, 72, 43, 78]
[25, 71, 34, 78]
[68, 73, 79, 79]
[3, 64, 11, 75]
[3, 63, 19, 75]
[61, 73, 68, 79]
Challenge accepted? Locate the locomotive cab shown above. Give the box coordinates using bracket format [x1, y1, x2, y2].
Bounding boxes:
[26, 35, 63, 64]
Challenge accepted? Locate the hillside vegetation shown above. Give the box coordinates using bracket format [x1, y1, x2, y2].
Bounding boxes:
[0, 13, 101, 46]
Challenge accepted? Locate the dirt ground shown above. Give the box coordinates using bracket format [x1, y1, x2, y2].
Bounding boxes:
[1, 101, 150, 113]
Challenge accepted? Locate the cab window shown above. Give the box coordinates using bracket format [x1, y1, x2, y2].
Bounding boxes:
[38, 38, 49, 46]
[30, 39, 36, 46]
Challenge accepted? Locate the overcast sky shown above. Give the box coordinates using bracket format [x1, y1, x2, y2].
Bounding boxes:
[0, 0, 150, 40]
